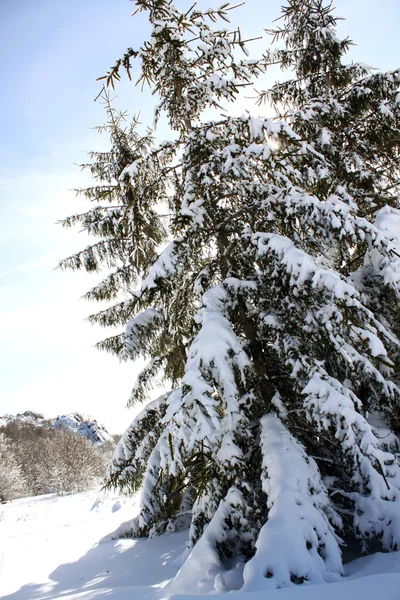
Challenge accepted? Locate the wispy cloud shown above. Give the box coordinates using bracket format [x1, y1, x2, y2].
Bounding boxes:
[0, 253, 59, 279]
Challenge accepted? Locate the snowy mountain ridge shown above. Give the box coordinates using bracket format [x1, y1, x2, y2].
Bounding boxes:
[0, 411, 113, 445]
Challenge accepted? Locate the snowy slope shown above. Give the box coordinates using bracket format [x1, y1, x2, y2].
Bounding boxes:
[0, 490, 400, 600]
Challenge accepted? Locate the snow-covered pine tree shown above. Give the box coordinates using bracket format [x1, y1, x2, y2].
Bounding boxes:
[61, 0, 400, 591]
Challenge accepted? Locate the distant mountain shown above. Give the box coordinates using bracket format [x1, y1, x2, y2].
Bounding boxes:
[52, 413, 113, 445]
[0, 411, 47, 426]
[0, 411, 113, 445]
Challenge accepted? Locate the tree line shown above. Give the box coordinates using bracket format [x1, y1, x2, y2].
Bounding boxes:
[0, 420, 115, 502]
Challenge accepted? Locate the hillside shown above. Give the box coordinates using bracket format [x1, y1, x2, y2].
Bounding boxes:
[0, 490, 400, 600]
[0, 411, 113, 445]
[0, 412, 113, 500]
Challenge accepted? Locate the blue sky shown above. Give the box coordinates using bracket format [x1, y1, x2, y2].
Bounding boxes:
[1, 0, 400, 433]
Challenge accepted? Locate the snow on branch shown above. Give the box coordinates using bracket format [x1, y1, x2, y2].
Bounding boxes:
[137, 240, 182, 294]
[303, 367, 400, 550]
[123, 308, 164, 360]
[170, 486, 251, 594]
[164, 284, 251, 455]
[243, 414, 343, 590]
[106, 393, 168, 493]
[253, 232, 358, 299]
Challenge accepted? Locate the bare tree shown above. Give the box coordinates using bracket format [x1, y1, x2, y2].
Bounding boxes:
[1, 420, 111, 497]
[0, 433, 28, 502]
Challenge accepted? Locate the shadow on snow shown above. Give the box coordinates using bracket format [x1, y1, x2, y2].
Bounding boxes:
[6, 529, 188, 600]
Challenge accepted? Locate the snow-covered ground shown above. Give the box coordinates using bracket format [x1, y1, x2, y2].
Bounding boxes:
[1, 489, 400, 600]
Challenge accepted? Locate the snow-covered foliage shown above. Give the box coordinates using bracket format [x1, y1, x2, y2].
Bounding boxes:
[242, 414, 343, 589]
[62, 0, 400, 592]
[106, 393, 168, 494]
